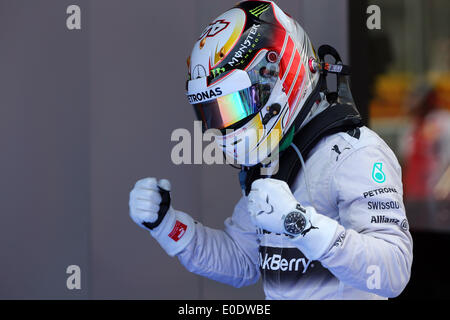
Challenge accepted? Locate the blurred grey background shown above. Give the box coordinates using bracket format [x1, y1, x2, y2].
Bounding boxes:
[0, 0, 348, 299]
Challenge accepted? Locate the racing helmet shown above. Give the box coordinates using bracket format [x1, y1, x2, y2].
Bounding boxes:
[186, 0, 320, 166]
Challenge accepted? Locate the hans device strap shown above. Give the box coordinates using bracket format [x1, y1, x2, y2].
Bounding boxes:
[142, 187, 171, 230]
[241, 103, 363, 195]
[240, 44, 362, 195]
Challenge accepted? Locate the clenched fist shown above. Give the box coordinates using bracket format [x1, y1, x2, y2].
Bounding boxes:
[247, 178, 339, 261]
[129, 177, 196, 256]
[129, 178, 172, 230]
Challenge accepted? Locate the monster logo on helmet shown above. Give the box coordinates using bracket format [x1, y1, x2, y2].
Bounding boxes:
[186, 1, 321, 166]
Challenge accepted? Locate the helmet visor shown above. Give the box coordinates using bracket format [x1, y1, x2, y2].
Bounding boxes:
[191, 51, 279, 130]
[193, 84, 266, 130]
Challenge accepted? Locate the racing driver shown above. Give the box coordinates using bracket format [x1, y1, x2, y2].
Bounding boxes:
[129, 0, 413, 299]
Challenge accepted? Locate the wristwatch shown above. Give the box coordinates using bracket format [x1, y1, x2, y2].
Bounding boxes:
[283, 205, 307, 235]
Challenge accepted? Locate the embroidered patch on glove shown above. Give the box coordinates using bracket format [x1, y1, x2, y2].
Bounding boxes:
[168, 220, 187, 242]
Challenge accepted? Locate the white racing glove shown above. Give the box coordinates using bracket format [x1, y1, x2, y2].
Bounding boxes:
[248, 178, 339, 261]
[129, 177, 195, 257]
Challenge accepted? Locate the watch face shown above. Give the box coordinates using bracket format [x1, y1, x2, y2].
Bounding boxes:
[284, 211, 306, 235]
